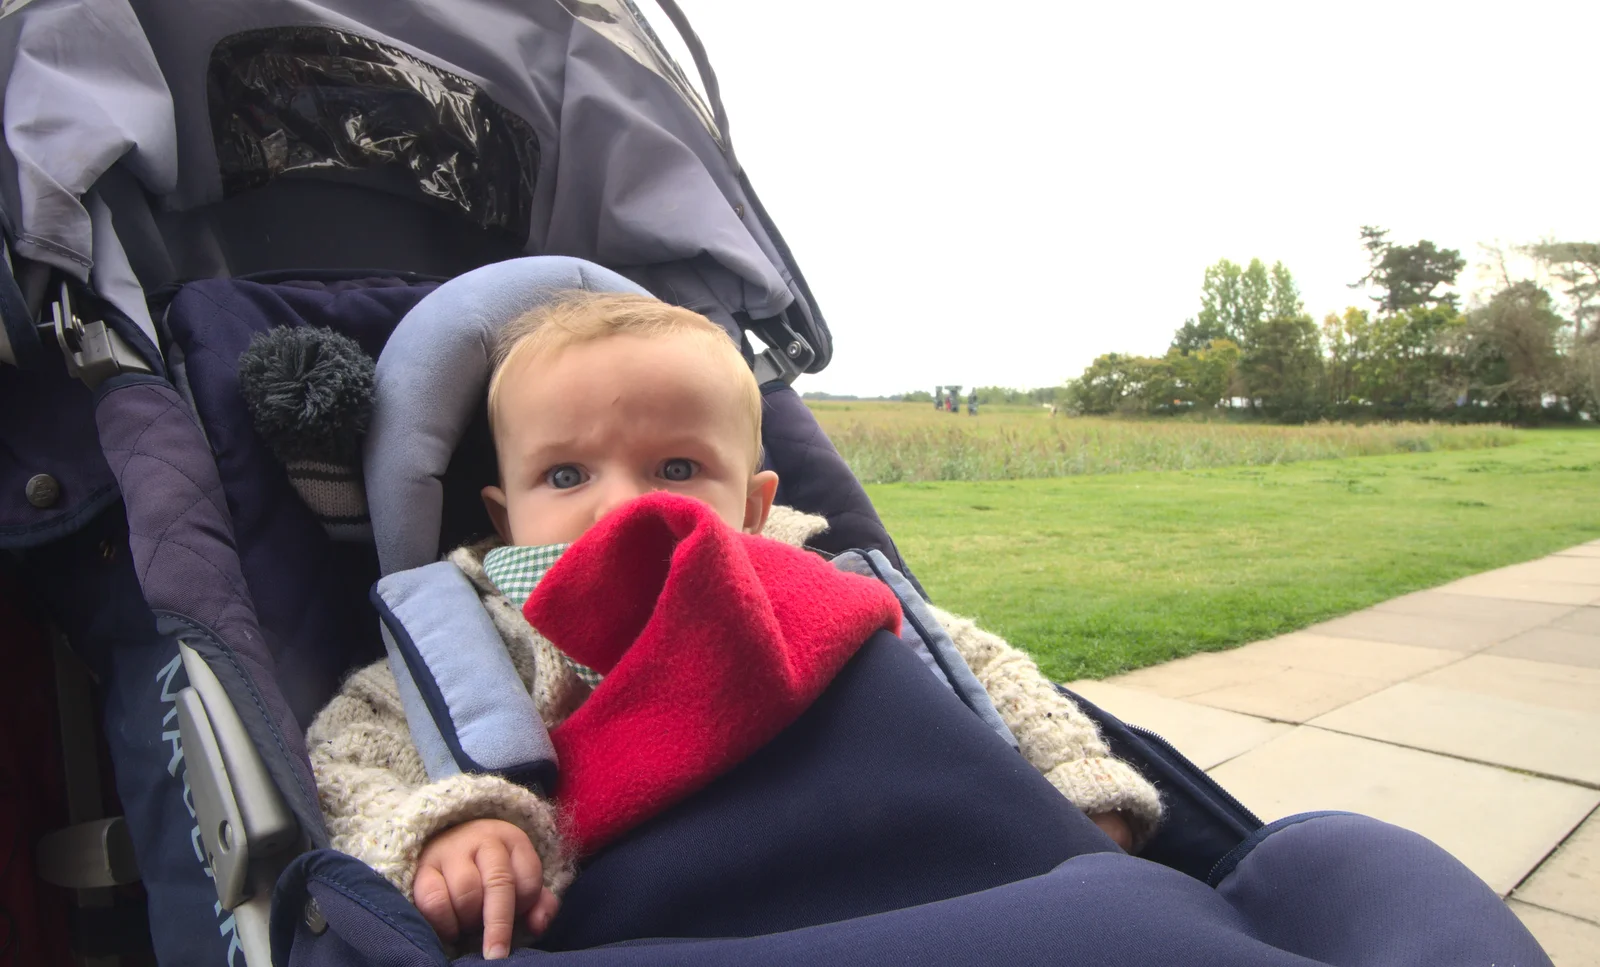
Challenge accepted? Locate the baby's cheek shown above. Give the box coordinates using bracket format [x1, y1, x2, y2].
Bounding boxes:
[707, 485, 755, 531]
[509, 494, 560, 545]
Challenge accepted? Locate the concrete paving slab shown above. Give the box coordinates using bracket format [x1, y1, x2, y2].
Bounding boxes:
[1372, 590, 1575, 627]
[1507, 557, 1600, 585]
[1434, 571, 1600, 606]
[1066, 681, 1291, 770]
[1509, 902, 1600, 967]
[1188, 666, 1391, 722]
[1310, 682, 1600, 784]
[1207, 728, 1600, 895]
[1489, 628, 1600, 670]
[1555, 607, 1600, 636]
[1109, 650, 1286, 699]
[1516, 811, 1600, 927]
[1414, 655, 1600, 714]
[1300, 610, 1517, 652]
[1229, 632, 1460, 677]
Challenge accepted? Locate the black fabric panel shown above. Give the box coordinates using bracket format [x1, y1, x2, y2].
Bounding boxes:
[209, 27, 538, 241]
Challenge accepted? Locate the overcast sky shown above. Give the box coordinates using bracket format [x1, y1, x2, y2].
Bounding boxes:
[661, 1, 1599, 397]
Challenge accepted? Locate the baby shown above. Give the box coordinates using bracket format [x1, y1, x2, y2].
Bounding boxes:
[307, 292, 1162, 959]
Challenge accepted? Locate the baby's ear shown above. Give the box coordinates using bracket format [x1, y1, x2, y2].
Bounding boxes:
[481, 485, 513, 544]
[742, 471, 779, 535]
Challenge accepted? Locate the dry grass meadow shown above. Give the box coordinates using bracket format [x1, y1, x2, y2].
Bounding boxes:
[805, 401, 1521, 484]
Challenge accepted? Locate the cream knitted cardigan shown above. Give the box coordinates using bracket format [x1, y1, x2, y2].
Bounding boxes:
[305, 506, 1163, 901]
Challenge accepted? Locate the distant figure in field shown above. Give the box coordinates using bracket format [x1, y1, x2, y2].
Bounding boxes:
[1042, 403, 1058, 418]
[968, 391, 978, 416]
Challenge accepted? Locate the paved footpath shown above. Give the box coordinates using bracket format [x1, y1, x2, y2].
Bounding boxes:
[1069, 539, 1600, 966]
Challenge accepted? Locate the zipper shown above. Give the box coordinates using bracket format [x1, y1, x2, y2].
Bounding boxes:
[1126, 721, 1264, 830]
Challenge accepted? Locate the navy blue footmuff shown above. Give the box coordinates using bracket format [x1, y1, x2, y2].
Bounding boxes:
[271, 632, 1549, 967]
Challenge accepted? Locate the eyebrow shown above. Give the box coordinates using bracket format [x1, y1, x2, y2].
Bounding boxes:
[515, 433, 724, 465]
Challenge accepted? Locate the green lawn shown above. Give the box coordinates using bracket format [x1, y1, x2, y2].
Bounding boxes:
[869, 429, 1600, 682]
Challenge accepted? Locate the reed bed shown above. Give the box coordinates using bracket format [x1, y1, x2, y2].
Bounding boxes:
[805, 403, 1519, 484]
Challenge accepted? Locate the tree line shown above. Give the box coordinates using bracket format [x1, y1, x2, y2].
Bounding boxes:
[1063, 230, 1600, 423]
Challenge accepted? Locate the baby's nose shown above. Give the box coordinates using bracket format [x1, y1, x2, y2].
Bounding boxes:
[594, 477, 649, 520]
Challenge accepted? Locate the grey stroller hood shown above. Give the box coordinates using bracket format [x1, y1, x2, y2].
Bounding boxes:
[0, 0, 828, 381]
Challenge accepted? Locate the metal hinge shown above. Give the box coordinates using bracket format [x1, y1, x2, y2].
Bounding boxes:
[747, 315, 814, 385]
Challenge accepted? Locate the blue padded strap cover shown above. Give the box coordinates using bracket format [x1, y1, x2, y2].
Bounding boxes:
[833, 549, 1017, 750]
[365, 256, 648, 576]
[373, 561, 556, 793]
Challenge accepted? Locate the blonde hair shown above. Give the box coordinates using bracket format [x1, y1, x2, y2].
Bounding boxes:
[487, 291, 764, 467]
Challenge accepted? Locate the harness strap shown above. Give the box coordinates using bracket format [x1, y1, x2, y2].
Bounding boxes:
[374, 562, 557, 793]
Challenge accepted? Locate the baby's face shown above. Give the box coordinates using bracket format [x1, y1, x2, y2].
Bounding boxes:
[482, 332, 777, 547]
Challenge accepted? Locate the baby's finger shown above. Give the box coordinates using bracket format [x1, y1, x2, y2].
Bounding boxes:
[476, 840, 517, 960]
[507, 834, 543, 914]
[1090, 812, 1134, 852]
[526, 887, 561, 937]
[441, 853, 486, 935]
[413, 865, 460, 942]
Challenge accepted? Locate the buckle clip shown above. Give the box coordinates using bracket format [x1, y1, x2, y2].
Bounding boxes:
[46, 281, 151, 389]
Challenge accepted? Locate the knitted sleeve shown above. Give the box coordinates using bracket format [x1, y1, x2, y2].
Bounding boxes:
[928, 606, 1163, 849]
[305, 660, 576, 899]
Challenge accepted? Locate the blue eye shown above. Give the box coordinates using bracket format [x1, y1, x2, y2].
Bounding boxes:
[547, 465, 585, 489]
[660, 458, 696, 482]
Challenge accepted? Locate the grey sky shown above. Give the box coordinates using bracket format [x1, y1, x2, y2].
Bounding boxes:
[665, 1, 1599, 397]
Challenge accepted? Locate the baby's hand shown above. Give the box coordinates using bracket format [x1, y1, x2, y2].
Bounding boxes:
[1090, 811, 1134, 852]
[414, 818, 560, 959]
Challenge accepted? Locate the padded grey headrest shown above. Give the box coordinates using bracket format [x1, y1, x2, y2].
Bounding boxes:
[365, 256, 648, 576]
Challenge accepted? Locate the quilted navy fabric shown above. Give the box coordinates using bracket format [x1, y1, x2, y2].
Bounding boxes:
[162, 277, 438, 725]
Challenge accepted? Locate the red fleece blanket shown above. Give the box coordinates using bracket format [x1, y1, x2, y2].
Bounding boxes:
[524, 493, 903, 856]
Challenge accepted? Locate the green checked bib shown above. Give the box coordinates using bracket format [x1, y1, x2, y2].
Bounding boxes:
[483, 543, 604, 688]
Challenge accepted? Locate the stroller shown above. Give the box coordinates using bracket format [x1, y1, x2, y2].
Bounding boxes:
[0, 2, 1553, 965]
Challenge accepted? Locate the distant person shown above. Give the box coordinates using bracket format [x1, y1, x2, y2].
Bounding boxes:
[968, 391, 977, 416]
